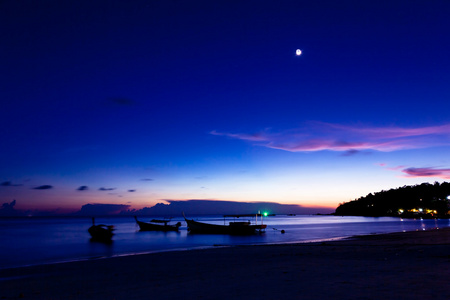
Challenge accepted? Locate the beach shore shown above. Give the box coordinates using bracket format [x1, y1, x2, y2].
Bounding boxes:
[1, 228, 449, 300]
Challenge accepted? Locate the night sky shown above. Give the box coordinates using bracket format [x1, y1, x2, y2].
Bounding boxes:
[2, 0, 450, 214]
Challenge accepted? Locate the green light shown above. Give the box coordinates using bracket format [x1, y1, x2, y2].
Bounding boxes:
[263, 212, 268, 217]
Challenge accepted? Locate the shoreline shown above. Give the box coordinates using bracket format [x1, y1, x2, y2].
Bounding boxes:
[1, 230, 401, 271]
[0, 235, 351, 271]
[1, 227, 449, 299]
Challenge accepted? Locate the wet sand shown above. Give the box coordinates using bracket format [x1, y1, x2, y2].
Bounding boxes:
[1, 228, 449, 299]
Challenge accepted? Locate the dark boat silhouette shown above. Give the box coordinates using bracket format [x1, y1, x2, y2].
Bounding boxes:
[183, 213, 267, 235]
[88, 217, 114, 241]
[134, 216, 181, 231]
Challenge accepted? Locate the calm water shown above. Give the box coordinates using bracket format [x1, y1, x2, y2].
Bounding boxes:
[1, 215, 449, 269]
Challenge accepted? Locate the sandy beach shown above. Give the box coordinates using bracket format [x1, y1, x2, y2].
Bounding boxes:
[1, 228, 449, 300]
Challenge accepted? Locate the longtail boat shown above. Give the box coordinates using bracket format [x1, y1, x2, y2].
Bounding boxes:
[88, 217, 114, 241]
[134, 216, 181, 231]
[183, 213, 266, 235]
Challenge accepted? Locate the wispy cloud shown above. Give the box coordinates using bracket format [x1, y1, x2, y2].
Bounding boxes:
[1, 181, 22, 187]
[377, 163, 405, 171]
[99, 187, 116, 191]
[33, 185, 53, 190]
[380, 164, 450, 179]
[77, 186, 88, 191]
[210, 130, 269, 142]
[211, 122, 450, 153]
[401, 167, 450, 179]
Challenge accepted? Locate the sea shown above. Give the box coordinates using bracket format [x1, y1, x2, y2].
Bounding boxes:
[1, 215, 449, 270]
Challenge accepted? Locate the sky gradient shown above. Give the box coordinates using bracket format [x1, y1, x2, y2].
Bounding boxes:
[2, 0, 450, 215]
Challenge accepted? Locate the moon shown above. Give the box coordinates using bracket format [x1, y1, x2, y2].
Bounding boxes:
[296, 49, 302, 56]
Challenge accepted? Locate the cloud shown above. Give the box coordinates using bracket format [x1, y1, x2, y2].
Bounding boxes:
[33, 185, 53, 190]
[128, 189, 136, 192]
[75, 203, 131, 216]
[210, 130, 269, 142]
[1, 181, 22, 187]
[77, 186, 88, 191]
[2, 200, 16, 209]
[141, 178, 153, 182]
[131, 199, 333, 216]
[380, 164, 450, 179]
[99, 187, 116, 191]
[211, 122, 450, 153]
[383, 165, 405, 171]
[0, 200, 22, 216]
[341, 149, 361, 156]
[401, 167, 450, 179]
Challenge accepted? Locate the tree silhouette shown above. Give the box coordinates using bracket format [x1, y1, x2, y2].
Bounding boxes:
[335, 182, 450, 218]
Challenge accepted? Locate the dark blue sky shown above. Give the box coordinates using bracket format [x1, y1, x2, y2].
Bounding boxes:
[2, 0, 450, 214]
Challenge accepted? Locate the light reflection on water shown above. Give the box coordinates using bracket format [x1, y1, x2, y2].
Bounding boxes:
[1, 215, 449, 269]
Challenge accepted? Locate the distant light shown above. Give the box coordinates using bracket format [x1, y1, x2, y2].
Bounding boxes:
[263, 212, 268, 217]
[295, 49, 302, 56]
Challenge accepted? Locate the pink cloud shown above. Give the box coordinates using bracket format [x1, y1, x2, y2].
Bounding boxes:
[321, 122, 450, 139]
[401, 167, 450, 179]
[380, 164, 450, 179]
[377, 163, 405, 171]
[211, 122, 450, 153]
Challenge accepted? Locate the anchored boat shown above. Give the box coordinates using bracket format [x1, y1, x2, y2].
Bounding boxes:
[134, 216, 181, 231]
[88, 217, 114, 241]
[183, 213, 266, 235]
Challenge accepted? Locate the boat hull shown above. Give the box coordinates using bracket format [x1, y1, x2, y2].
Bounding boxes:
[136, 220, 181, 231]
[134, 217, 181, 231]
[184, 218, 266, 235]
[88, 225, 114, 241]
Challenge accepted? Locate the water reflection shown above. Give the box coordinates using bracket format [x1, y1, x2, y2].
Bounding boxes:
[88, 239, 114, 259]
